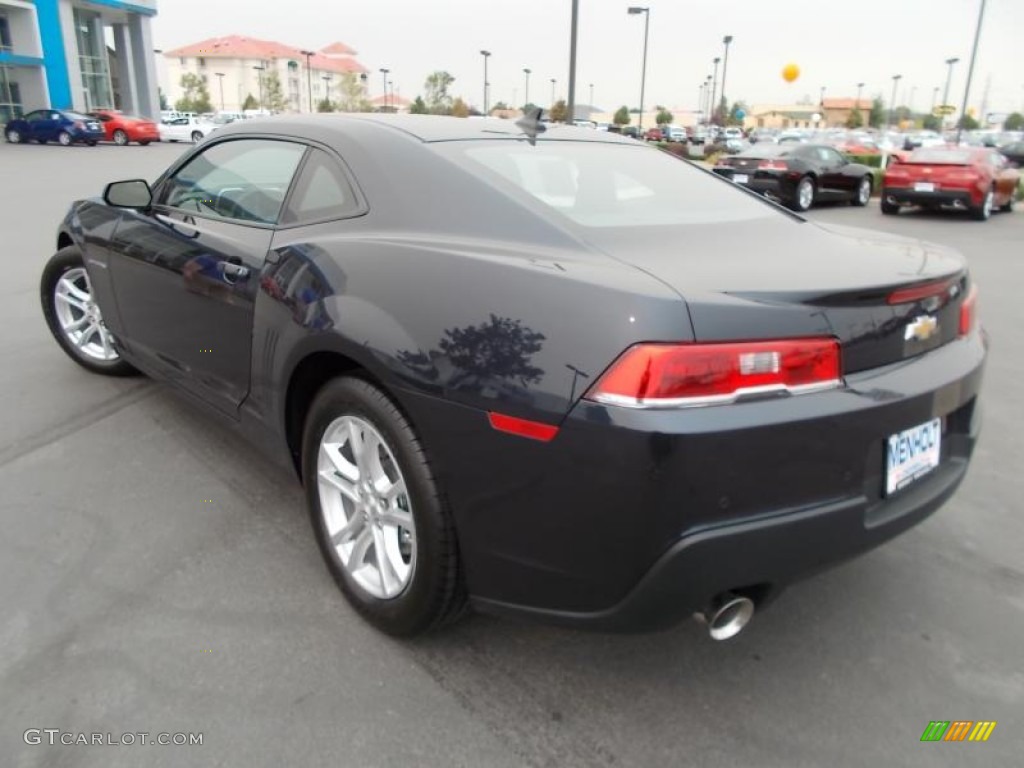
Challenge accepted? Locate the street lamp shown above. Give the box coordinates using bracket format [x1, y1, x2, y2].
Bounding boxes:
[589, 83, 594, 109]
[704, 74, 712, 124]
[627, 6, 650, 131]
[956, 0, 987, 144]
[856, 81, 865, 108]
[214, 72, 225, 111]
[550, 77, 556, 107]
[379, 68, 390, 111]
[931, 86, 940, 112]
[819, 86, 826, 106]
[567, 0, 580, 124]
[300, 49, 315, 112]
[941, 57, 959, 111]
[889, 74, 902, 130]
[698, 82, 704, 119]
[720, 35, 733, 122]
[480, 51, 491, 114]
[523, 68, 531, 109]
[253, 65, 265, 111]
[710, 56, 721, 124]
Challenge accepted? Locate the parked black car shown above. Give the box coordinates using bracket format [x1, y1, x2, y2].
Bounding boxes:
[999, 141, 1024, 167]
[713, 143, 875, 211]
[40, 115, 986, 639]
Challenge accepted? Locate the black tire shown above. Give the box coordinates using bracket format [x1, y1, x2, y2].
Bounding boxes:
[113, 129, 129, 146]
[57, 130, 72, 146]
[191, 131, 203, 143]
[790, 175, 816, 212]
[86, 140, 98, 146]
[971, 187, 993, 221]
[38, 139, 47, 145]
[40, 246, 138, 377]
[5, 127, 23, 143]
[999, 193, 1014, 213]
[880, 192, 900, 215]
[139, 140, 151, 146]
[851, 175, 872, 207]
[302, 377, 467, 636]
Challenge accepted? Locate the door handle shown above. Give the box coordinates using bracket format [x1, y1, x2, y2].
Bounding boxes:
[219, 261, 250, 284]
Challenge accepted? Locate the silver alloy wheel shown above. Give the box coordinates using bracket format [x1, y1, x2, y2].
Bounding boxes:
[114, 129, 128, 145]
[6, 129, 19, 143]
[58, 131, 72, 146]
[797, 178, 814, 210]
[982, 189, 993, 218]
[191, 131, 203, 143]
[53, 268, 120, 361]
[317, 415, 416, 600]
[857, 177, 871, 204]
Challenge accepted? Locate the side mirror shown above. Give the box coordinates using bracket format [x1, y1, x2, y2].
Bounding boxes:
[104, 179, 152, 209]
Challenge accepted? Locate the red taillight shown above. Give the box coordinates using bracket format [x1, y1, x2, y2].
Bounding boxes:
[758, 160, 788, 170]
[487, 412, 559, 442]
[959, 285, 977, 337]
[585, 338, 842, 408]
[887, 278, 956, 305]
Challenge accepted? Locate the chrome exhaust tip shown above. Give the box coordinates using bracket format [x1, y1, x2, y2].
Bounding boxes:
[697, 593, 755, 641]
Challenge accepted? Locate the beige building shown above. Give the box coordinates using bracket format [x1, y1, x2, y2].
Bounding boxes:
[744, 98, 874, 130]
[164, 36, 367, 113]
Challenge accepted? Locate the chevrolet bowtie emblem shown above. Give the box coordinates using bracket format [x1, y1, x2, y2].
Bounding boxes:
[905, 315, 939, 342]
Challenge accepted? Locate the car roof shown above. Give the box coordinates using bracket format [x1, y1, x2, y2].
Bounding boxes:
[212, 113, 638, 145]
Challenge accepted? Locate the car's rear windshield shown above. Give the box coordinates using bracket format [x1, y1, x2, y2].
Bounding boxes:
[65, 112, 93, 121]
[440, 140, 776, 228]
[737, 144, 791, 159]
[907, 149, 975, 164]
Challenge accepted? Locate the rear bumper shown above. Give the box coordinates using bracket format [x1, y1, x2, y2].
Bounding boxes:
[884, 186, 977, 208]
[713, 168, 795, 200]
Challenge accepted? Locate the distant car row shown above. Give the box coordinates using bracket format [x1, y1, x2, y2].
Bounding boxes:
[4, 109, 226, 146]
[712, 143, 1019, 220]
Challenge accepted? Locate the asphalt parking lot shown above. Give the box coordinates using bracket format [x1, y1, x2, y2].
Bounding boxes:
[2, 140, 1021, 768]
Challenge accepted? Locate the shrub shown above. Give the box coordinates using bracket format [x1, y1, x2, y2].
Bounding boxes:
[843, 153, 884, 168]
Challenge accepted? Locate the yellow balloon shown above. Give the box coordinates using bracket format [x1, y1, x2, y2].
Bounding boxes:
[782, 63, 800, 83]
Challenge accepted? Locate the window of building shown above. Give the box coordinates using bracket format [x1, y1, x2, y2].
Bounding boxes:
[198, 57, 206, 67]
[0, 66, 23, 123]
[73, 8, 114, 109]
[0, 14, 12, 52]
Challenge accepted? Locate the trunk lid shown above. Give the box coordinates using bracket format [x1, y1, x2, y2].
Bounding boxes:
[584, 217, 967, 374]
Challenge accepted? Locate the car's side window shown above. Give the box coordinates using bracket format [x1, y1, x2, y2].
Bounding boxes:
[159, 139, 307, 225]
[281, 149, 360, 224]
[25, 111, 44, 123]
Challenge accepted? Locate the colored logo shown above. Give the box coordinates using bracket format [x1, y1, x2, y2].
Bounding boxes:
[920, 721, 997, 742]
[905, 315, 938, 342]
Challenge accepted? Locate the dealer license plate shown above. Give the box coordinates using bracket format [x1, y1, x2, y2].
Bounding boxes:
[914, 182, 936, 192]
[885, 418, 941, 495]
[733, 173, 749, 184]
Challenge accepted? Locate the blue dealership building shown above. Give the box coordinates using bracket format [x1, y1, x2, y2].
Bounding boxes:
[0, 0, 159, 123]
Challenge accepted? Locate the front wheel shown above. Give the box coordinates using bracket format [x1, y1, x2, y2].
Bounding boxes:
[971, 187, 993, 221]
[113, 129, 129, 146]
[191, 131, 203, 143]
[852, 175, 872, 206]
[57, 130, 72, 146]
[790, 176, 816, 212]
[40, 246, 138, 376]
[302, 377, 467, 636]
[5, 128, 22, 143]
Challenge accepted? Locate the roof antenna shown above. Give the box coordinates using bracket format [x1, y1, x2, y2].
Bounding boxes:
[515, 107, 546, 146]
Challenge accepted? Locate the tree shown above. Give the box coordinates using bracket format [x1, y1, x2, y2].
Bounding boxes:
[868, 96, 885, 129]
[958, 113, 980, 130]
[175, 73, 213, 113]
[491, 101, 508, 111]
[262, 70, 287, 112]
[655, 108, 673, 126]
[409, 95, 428, 114]
[845, 108, 864, 129]
[549, 99, 569, 123]
[921, 114, 941, 131]
[613, 105, 630, 126]
[333, 73, 371, 112]
[522, 102, 539, 115]
[241, 93, 258, 111]
[158, 88, 168, 111]
[451, 97, 470, 118]
[725, 101, 748, 126]
[425, 71, 455, 114]
[1005, 112, 1024, 131]
[317, 98, 334, 113]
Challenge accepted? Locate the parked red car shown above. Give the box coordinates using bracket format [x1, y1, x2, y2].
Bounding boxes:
[88, 110, 160, 146]
[881, 147, 1019, 220]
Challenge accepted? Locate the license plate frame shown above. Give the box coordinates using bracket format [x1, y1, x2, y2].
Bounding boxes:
[914, 181, 936, 193]
[885, 418, 942, 496]
[733, 173, 750, 184]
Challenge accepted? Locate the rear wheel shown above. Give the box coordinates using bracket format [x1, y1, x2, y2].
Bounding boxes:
[191, 130, 203, 143]
[40, 246, 138, 376]
[113, 129, 129, 146]
[971, 187, 993, 221]
[852, 175, 872, 206]
[790, 176, 816, 211]
[880, 192, 900, 215]
[5, 128, 22, 143]
[57, 130, 72, 146]
[302, 377, 467, 636]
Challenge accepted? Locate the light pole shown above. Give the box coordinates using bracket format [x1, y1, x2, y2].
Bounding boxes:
[704, 75, 712, 124]
[856, 81, 864, 107]
[253, 65, 265, 111]
[550, 78, 556, 107]
[567, 0, 579, 123]
[480, 50, 490, 114]
[941, 57, 959, 110]
[889, 74, 901, 130]
[322, 75, 331, 109]
[698, 82, 704, 120]
[589, 83, 594, 109]
[710, 56, 721, 125]
[909, 85, 917, 113]
[523, 68, 531, 109]
[379, 68, 389, 111]
[956, 0, 987, 144]
[300, 49, 314, 112]
[720, 35, 733, 121]
[214, 72, 225, 111]
[931, 86, 940, 112]
[627, 6, 650, 131]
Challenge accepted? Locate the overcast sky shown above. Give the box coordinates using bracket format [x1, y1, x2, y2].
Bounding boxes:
[153, 0, 1023, 116]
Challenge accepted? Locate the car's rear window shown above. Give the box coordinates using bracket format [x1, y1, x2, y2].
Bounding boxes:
[908, 149, 975, 164]
[442, 141, 776, 228]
